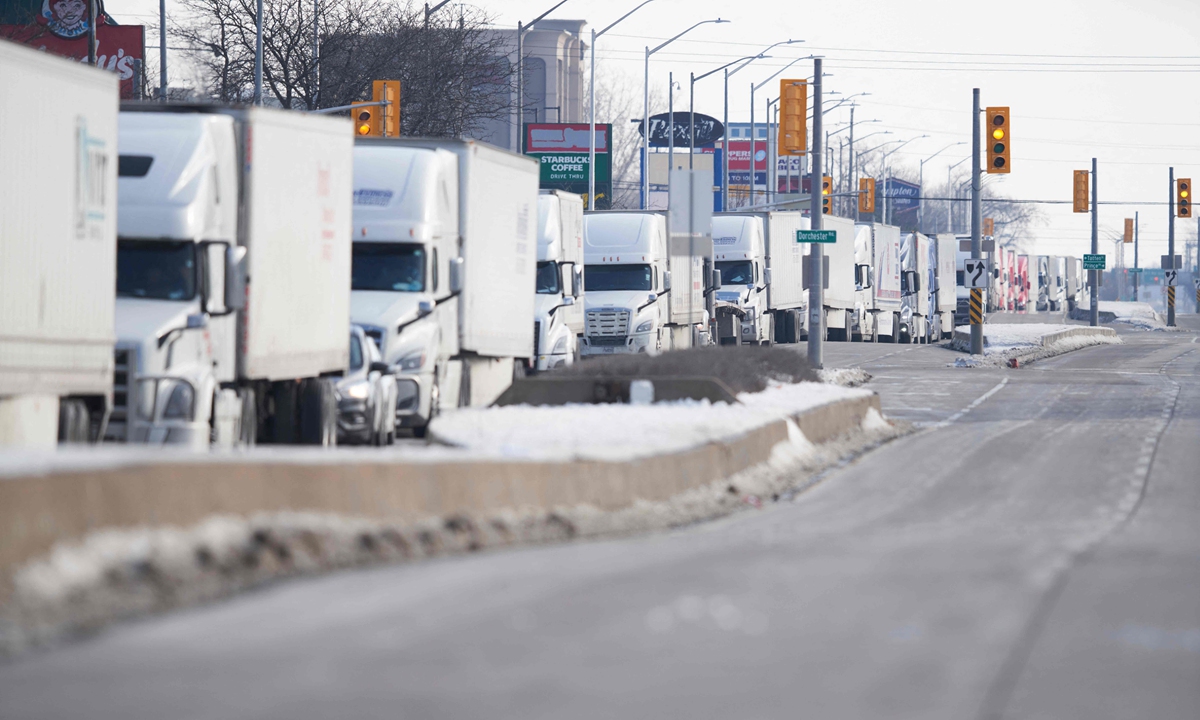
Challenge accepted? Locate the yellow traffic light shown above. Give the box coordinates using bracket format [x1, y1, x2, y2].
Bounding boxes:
[1124, 218, 1133, 243]
[822, 175, 832, 215]
[355, 106, 374, 136]
[1178, 178, 1192, 218]
[858, 177, 875, 214]
[986, 106, 1010, 174]
[1073, 170, 1089, 213]
[778, 79, 808, 157]
[983, 217, 994, 237]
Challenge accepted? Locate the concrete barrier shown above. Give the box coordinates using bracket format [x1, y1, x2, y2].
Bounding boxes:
[0, 394, 881, 605]
[952, 325, 1117, 350]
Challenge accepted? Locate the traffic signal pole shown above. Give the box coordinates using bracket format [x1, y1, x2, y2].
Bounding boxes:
[970, 88, 983, 356]
[1090, 158, 1098, 327]
[1168, 166, 1176, 327]
[1133, 211, 1139, 302]
[807, 58, 824, 369]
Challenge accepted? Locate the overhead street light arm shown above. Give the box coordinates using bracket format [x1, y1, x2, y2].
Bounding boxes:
[695, 53, 769, 83]
[650, 18, 728, 56]
[730, 38, 804, 78]
[596, 0, 656, 38]
[522, 0, 570, 35]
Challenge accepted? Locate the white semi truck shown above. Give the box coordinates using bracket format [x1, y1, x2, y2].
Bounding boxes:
[534, 190, 585, 371]
[1065, 256, 1083, 312]
[711, 212, 806, 345]
[581, 211, 704, 356]
[856, 222, 902, 342]
[111, 105, 352, 447]
[818, 215, 859, 342]
[931, 234, 958, 340]
[0, 42, 118, 448]
[351, 138, 538, 436]
[899, 233, 931, 343]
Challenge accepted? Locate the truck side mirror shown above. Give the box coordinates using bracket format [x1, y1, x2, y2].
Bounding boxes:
[712, 269, 722, 289]
[637, 293, 658, 313]
[572, 265, 583, 297]
[369, 361, 390, 374]
[662, 270, 672, 293]
[763, 268, 773, 286]
[417, 299, 434, 317]
[448, 256, 464, 294]
[560, 295, 575, 307]
[225, 245, 247, 311]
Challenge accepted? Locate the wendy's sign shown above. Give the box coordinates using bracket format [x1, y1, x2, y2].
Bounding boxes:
[636, 112, 724, 148]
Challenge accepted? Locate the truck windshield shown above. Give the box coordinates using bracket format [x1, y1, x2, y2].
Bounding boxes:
[116, 240, 197, 300]
[585, 264, 652, 292]
[716, 260, 753, 286]
[352, 243, 424, 292]
[536, 261, 559, 294]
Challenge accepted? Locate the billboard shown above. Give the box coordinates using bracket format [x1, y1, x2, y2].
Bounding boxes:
[523, 123, 612, 209]
[884, 177, 920, 227]
[2, 0, 144, 99]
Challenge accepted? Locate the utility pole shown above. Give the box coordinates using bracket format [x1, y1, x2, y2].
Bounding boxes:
[969, 88, 983, 355]
[807, 58, 824, 369]
[1133, 211, 1139, 302]
[254, 0, 264, 104]
[87, 0, 97, 65]
[158, 0, 167, 100]
[1090, 157, 1098, 327]
[668, 73, 674, 174]
[849, 105, 856, 220]
[1168, 166, 1176, 327]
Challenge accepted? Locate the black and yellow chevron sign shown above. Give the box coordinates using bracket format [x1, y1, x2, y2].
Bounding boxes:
[970, 289, 984, 325]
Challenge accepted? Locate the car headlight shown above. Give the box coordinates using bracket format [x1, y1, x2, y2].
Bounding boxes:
[552, 336, 569, 354]
[635, 320, 654, 333]
[161, 380, 195, 420]
[397, 350, 425, 371]
[340, 380, 371, 400]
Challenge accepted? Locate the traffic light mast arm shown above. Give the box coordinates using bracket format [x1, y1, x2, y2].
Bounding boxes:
[311, 99, 392, 114]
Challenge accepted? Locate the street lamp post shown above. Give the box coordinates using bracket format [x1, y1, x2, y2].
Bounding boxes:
[517, 2, 570, 153]
[918, 142, 966, 233]
[750, 54, 812, 207]
[588, 0, 657, 210]
[947, 156, 970, 233]
[687, 53, 769, 188]
[879, 135, 928, 225]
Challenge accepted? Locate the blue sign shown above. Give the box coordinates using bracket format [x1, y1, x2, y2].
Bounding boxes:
[884, 177, 921, 225]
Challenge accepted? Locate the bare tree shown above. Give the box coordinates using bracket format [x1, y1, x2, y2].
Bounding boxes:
[586, 64, 664, 209]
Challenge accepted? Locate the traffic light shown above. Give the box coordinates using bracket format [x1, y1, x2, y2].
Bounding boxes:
[373, 79, 401, 137]
[1073, 170, 1089, 213]
[778, 79, 808, 156]
[1124, 218, 1133, 243]
[354, 105, 375, 136]
[986, 106, 1010, 174]
[1178, 178, 1192, 218]
[983, 217, 994, 237]
[822, 175, 832, 214]
[858, 177, 875, 214]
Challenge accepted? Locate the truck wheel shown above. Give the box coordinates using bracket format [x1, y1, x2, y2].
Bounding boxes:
[57, 398, 89, 444]
[299, 378, 337, 447]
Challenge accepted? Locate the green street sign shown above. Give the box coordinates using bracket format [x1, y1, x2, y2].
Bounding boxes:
[1083, 254, 1106, 270]
[1128, 267, 1144, 273]
[796, 229, 837, 243]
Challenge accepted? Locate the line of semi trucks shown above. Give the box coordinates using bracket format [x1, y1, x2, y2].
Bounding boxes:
[0, 43, 1091, 449]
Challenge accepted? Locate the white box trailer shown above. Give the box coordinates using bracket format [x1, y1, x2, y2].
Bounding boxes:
[534, 190, 585, 371]
[351, 138, 538, 434]
[817, 215, 858, 341]
[113, 105, 352, 447]
[856, 222, 902, 342]
[899, 232, 932, 343]
[711, 212, 805, 345]
[932, 234, 958, 339]
[0, 41, 118, 447]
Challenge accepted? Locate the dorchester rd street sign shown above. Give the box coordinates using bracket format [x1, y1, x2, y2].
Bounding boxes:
[796, 229, 837, 243]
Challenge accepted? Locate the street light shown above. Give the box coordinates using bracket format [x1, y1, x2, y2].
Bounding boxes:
[588, 0, 657, 210]
[517, 1, 571, 152]
[918, 141, 966, 233]
[690, 54, 769, 175]
[879, 135, 928, 225]
[750, 55, 816, 205]
[642, 18, 729, 209]
[721, 39, 802, 210]
[947, 156, 971, 233]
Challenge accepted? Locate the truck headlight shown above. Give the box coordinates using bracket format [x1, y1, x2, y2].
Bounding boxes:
[397, 350, 425, 371]
[552, 336, 569, 354]
[635, 320, 654, 333]
[340, 380, 371, 400]
[161, 381, 195, 420]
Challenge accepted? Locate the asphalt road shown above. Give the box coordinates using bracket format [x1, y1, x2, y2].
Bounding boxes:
[2, 318, 1198, 720]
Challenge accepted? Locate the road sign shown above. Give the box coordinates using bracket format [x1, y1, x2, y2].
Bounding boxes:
[1164, 269, 1179, 287]
[963, 259, 989, 289]
[796, 229, 837, 243]
[1161, 254, 1181, 270]
[1128, 267, 1144, 273]
[1083, 254, 1106, 270]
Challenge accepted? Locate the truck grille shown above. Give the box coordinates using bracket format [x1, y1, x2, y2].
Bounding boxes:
[586, 309, 629, 337]
[587, 336, 626, 347]
[108, 347, 134, 441]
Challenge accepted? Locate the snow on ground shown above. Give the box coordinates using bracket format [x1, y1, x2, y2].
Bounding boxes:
[428, 381, 873, 461]
[948, 323, 1121, 367]
[817, 367, 873, 387]
[1098, 301, 1173, 331]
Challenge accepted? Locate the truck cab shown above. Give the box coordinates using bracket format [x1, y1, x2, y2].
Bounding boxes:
[581, 212, 672, 356]
[534, 191, 584, 371]
[711, 214, 773, 345]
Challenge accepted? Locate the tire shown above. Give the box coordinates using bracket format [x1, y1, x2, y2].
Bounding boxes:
[57, 398, 89, 443]
[299, 378, 337, 447]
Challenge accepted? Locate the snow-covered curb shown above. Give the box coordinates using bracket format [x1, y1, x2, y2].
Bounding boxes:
[1098, 301, 1177, 331]
[1, 401, 903, 655]
[949, 323, 1120, 367]
[817, 367, 873, 387]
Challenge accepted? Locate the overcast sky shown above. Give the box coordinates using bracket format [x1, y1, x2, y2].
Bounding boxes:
[121, 0, 1200, 262]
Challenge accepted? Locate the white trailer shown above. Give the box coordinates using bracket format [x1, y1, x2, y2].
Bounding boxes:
[112, 105, 352, 447]
[711, 212, 805, 345]
[899, 233, 931, 343]
[0, 42, 118, 448]
[534, 190, 585, 371]
[582, 211, 701, 356]
[931, 234, 958, 340]
[352, 138, 538, 435]
[816, 215, 858, 341]
[1065, 256, 1083, 312]
[856, 222, 902, 343]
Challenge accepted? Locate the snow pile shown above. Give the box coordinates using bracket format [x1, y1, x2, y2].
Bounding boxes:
[817, 367, 873, 387]
[429, 382, 872, 460]
[949, 323, 1121, 367]
[1098, 301, 1172, 331]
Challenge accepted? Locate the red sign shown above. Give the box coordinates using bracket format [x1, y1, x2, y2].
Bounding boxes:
[725, 140, 768, 173]
[524, 123, 610, 154]
[2, 23, 145, 99]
